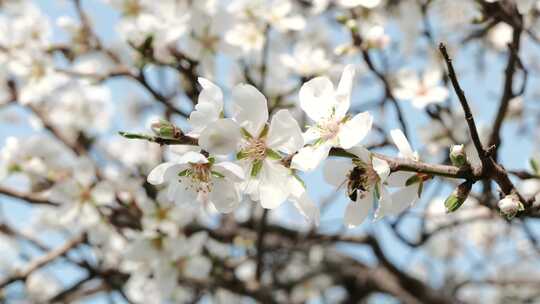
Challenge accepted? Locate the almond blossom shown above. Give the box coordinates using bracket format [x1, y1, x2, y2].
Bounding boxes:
[291, 65, 373, 171]
[393, 68, 449, 109]
[147, 151, 244, 213]
[323, 146, 391, 227]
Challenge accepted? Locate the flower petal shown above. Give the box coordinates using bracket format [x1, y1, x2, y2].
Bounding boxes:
[147, 162, 185, 185]
[258, 161, 290, 209]
[335, 64, 356, 118]
[372, 157, 390, 181]
[344, 192, 372, 228]
[209, 179, 241, 213]
[390, 129, 415, 159]
[299, 76, 335, 122]
[373, 186, 394, 219]
[385, 171, 416, 187]
[389, 185, 418, 211]
[266, 109, 303, 153]
[199, 119, 242, 155]
[291, 143, 332, 172]
[338, 111, 373, 149]
[347, 145, 370, 164]
[322, 158, 353, 187]
[197, 77, 223, 109]
[231, 84, 268, 136]
[213, 161, 245, 182]
[289, 176, 320, 225]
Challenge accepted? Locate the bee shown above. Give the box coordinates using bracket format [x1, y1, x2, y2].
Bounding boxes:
[347, 166, 366, 201]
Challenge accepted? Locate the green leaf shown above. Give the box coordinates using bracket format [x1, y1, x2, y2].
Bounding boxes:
[258, 124, 269, 138]
[240, 128, 253, 139]
[118, 131, 150, 140]
[211, 171, 225, 178]
[236, 150, 249, 160]
[417, 182, 424, 198]
[444, 194, 464, 213]
[266, 148, 281, 160]
[250, 160, 263, 177]
[178, 169, 191, 177]
[374, 183, 381, 200]
[208, 157, 216, 165]
[405, 175, 421, 186]
[530, 158, 539, 174]
[293, 173, 306, 189]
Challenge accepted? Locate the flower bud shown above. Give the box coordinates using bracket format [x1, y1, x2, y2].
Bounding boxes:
[498, 193, 524, 219]
[151, 119, 179, 138]
[444, 181, 472, 213]
[449, 144, 468, 167]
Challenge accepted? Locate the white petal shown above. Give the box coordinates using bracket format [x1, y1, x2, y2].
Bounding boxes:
[231, 84, 268, 136]
[422, 69, 442, 87]
[390, 129, 415, 159]
[258, 161, 290, 209]
[299, 76, 335, 122]
[209, 179, 241, 213]
[197, 77, 223, 110]
[338, 112, 373, 149]
[178, 151, 208, 164]
[303, 127, 322, 144]
[168, 179, 197, 204]
[372, 157, 390, 181]
[335, 64, 356, 118]
[290, 143, 331, 172]
[389, 185, 419, 211]
[291, 193, 320, 226]
[374, 186, 394, 219]
[266, 110, 303, 153]
[213, 161, 245, 182]
[188, 102, 221, 135]
[344, 192, 372, 228]
[385, 171, 415, 187]
[288, 176, 320, 225]
[147, 162, 184, 185]
[199, 119, 242, 155]
[91, 181, 115, 205]
[322, 158, 353, 187]
[347, 145, 371, 164]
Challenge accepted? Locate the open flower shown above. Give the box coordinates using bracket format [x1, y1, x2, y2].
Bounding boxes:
[323, 146, 391, 227]
[230, 85, 304, 209]
[291, 65, 373, 171]
[147, 151, 244, 213]
[393, 69, 449, 109]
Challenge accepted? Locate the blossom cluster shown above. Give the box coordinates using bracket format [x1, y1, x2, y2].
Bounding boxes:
[1, 0, 540, 303]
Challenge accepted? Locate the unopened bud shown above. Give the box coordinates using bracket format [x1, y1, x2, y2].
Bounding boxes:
[151, 119, 179, 138]
[444, 181, 472, 213]
[450, 144, 468, 167]
[498, 193, 524, 219]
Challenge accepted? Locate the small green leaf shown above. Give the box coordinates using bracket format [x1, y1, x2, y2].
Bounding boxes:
[444, 194, 463, 213]
[250, 160, 263, 177]
[119, 131, 149, 140]
[530, 158, 539, 174]
[211, 171, 225, 178]
[266, 148, 281, 160]
[240, 128, 253, 139]
[208, 157, 216, 165]
[374, 183, 381, 200]
[178, 169, 191, 177]
[258, 124, 269, 138]
[293, 173, 306, 189]
[236, 150, 249, 160]
[417, 182, 424, 198]
[405, 175, 421, 186]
